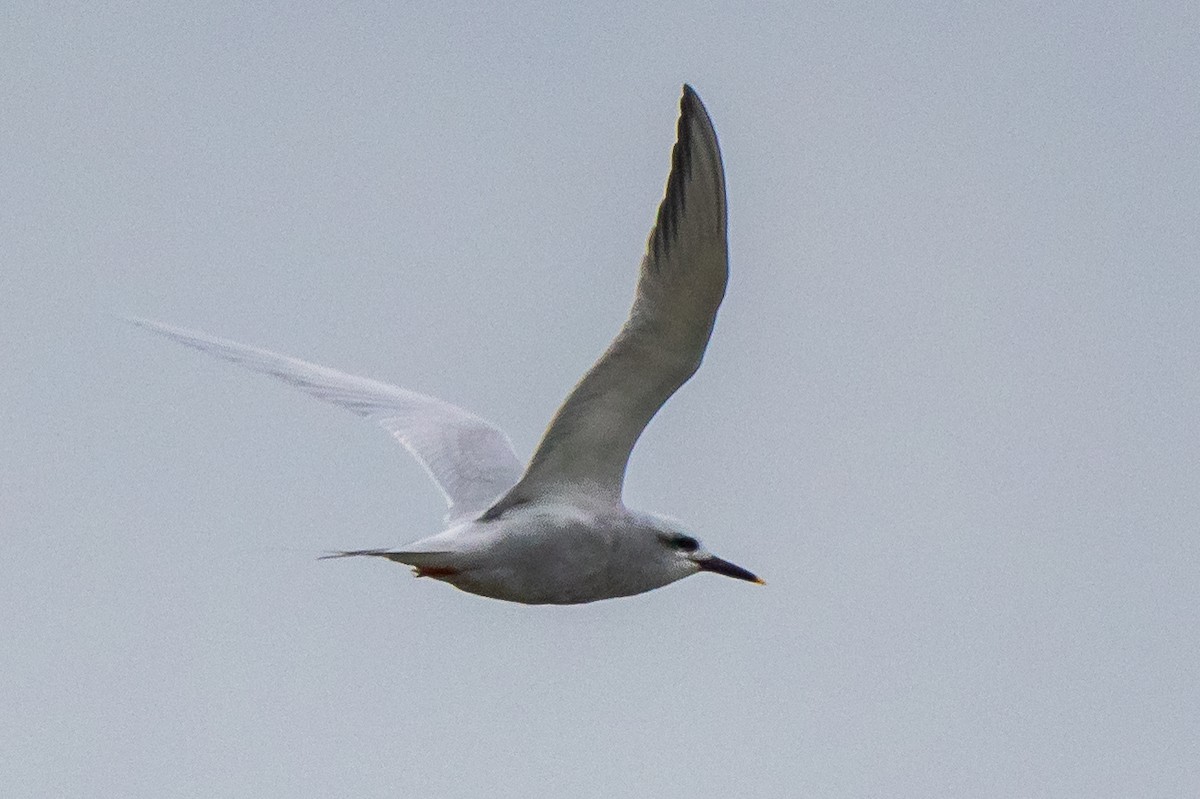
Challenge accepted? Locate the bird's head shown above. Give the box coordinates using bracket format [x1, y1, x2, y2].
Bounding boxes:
[645, 515, 764, 587]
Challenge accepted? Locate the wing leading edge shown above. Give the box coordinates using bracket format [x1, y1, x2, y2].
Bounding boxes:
[486, 85, 728, 516]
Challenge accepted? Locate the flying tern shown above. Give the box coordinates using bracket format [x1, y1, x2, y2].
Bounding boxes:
[132, 85, 761, 604]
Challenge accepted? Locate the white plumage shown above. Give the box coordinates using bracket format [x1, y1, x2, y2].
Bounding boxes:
[133, 85, 761, 604]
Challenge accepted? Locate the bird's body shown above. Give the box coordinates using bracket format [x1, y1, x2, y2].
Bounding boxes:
[357, 506, 698, 605]
[132, 85, 761, 604]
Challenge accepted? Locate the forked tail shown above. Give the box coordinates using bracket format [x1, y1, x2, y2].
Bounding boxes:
[318, 549, 461, 578]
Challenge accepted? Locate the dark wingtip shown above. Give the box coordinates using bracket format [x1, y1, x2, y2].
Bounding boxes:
[642, 83, 726, 265]
[649, 86, 705, 261]
[679, 84, 710, 126]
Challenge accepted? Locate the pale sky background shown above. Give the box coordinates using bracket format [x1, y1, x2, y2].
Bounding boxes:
[3, 3, 1198, 797]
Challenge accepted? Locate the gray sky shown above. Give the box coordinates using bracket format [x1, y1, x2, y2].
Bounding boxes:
[3, 2, 1198, 797]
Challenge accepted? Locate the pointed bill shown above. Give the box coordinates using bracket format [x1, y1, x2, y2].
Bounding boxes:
[696, 555, 764, 585]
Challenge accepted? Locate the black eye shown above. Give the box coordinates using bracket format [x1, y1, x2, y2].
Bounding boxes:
[672, 535, 700, 552]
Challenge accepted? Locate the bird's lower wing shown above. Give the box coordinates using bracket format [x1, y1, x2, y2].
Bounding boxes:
[128, 318, 523, 523]
[486, 85, 728, 515]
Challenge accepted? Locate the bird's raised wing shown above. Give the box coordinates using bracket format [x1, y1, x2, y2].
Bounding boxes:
[128, 318, 523, 523]
[486, 85, 728, 516]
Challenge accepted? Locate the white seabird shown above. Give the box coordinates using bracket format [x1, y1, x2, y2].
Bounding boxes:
[131, 85, 761, 604]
